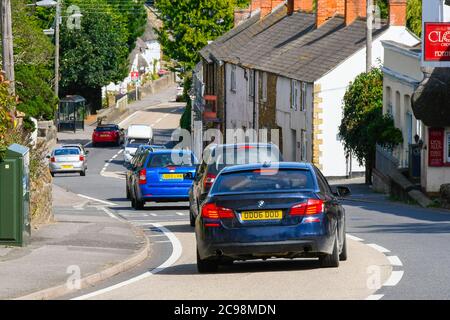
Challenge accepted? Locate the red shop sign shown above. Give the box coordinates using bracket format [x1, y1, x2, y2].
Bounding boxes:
[428, 128, 444, 167]
[424, 23, 450, 62]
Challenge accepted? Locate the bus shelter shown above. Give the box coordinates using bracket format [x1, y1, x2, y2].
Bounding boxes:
[57, 95, 86, 132]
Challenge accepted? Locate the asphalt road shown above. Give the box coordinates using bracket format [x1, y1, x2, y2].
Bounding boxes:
[54, 93, 450, 300]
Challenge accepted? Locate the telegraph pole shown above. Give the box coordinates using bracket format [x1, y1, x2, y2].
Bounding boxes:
[54, 0, 60, 99]
[366, 0, 373, 72]
[1, 0, 15, 95]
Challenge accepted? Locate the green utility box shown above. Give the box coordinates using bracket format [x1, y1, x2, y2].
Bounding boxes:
[0, 144, 31, 246]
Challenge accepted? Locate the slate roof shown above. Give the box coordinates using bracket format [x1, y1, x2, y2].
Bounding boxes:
[200, 6, 389, 83]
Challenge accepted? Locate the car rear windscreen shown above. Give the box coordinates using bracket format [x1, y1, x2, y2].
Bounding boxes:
[54, 148, 80, 156]
[212, 169, 315, 194]
[95, 126, 117, 132]
[208, 147, 281, 174]
[147, 153, 197, 168]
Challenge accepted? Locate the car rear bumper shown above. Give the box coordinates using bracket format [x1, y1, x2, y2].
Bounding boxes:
[49, 163, 85, 173]
[198, 236, 333, 260]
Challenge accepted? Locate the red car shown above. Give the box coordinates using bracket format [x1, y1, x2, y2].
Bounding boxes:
[92, 124, 124, 147]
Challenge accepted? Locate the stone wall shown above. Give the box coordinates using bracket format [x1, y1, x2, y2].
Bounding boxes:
[32, 123, 57, 228]
[140, 72, 176, 98]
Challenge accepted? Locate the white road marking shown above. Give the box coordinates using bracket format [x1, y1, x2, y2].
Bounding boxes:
[366, 294, 384, 300]
[149, 213, 157, 217]
[155, 118, 162, 124]
[154, 240, 171, 243]
[118, 150, 123, 154]
[77, 194, 117, 206]
[367, 243, 391, 253]
[383, 271, 404, 286]
[83, 142, 92, 148]
[387, 256, 403, 267]
[112, 154, 118, 159]
[71, 223, 182, 300]
[176, 212, 185, 216]
[100, 207, 121, 221]
[163, 114, 169, 118]
[346, 234, 364, 242]
[118, 112, 138, 127]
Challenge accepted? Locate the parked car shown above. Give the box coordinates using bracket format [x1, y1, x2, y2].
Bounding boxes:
[125, 144, 166, 199]
[189, 143, 282, 226]
[92, 124, 124, 147]
[195, 162, 351, 273]
[129, 149, 198, 209]
[48, 147, 88, 177]
[123, 124, 153, 164]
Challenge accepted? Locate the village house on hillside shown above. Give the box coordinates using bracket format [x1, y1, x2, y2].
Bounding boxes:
[195, 0, 419, 178]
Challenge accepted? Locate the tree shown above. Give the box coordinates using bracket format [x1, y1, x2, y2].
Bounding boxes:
[106, 0, 147, 51]
[59, 0, 130, 113]
[339, 68, 403, 184]
[8, 0, 57, 120]
[406, 0, 422, 37]
[15, 64, 58, 120]
[154, 0, 235, 72]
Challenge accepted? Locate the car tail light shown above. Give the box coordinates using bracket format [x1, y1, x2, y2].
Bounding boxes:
[203, 173, 216, 189]
[201, 203, 234, 219]
[166, 166, 176, 171]
[139, 169, 147, 185]
[289, 199, 324, 216]
[239, 145, 255, 149]
[50, 156, 56, 163]
[79, 155, 85, 161]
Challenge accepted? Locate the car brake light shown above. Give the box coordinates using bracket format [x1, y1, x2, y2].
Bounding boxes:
[239, 145, 255, 149]
[289, 199, 324, 216]
[139, 169, 147, 185]
[201, 203, 234, 219]
[167, 166, 176, 171]
[203, 173, 216, 189]
[79, 155, 85, 161]
[50, 156, 56, 163]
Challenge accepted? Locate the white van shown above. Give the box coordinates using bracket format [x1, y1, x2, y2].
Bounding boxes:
[123, 124, 153, 164]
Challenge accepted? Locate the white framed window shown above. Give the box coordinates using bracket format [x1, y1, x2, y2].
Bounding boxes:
[291, 79, 299, 110]
[230, 65, 236, 92]
[262, 72, 267, 102]
[300, 82, 307, 111]
[248, 69, 255, 98]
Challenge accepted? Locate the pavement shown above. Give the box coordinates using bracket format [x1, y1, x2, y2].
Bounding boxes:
[0, 185, 148, 300]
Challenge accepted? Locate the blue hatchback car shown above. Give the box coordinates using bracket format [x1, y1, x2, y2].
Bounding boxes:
[129, 149, 198, 209]
[195, 162, 351, 272]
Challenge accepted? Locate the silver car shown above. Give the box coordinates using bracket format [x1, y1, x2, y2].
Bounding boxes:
[48, 147, 87, 177]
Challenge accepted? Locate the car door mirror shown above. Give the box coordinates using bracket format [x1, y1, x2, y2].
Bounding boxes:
[85, 150, 90, 155]
[46, 155, 51, 159]
[199, 192, 208, 203]
[335, 186, 351, 197]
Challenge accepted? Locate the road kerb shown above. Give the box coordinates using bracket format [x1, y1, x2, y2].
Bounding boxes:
[14, 224, 150, 300]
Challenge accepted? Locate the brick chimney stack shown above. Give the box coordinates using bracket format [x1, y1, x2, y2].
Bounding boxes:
[317, 0, 337, 28]
[298, 0, 314, 12]
[345, 0, 367, 26]
[389, 0, 407, 26]
[252, 0, 285, 17]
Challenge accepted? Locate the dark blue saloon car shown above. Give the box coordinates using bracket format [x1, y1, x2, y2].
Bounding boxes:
[195, 162, 351, 272]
